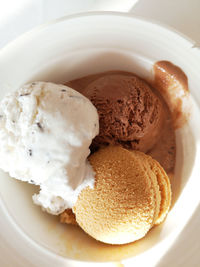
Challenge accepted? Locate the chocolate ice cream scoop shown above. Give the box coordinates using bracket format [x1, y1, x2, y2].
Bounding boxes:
[82, 74, 164, 153]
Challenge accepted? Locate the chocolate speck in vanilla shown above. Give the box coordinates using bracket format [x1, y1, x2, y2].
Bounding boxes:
[19, 93, 30, 97]
[61, 89, 66, 92]
[36, 122, 43, 131]
[29, 149, 32, 156]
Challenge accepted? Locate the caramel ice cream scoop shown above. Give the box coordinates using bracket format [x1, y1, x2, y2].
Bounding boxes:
[68, 146, 171, 245]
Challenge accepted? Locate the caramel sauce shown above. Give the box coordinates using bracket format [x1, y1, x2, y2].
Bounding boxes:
[153, 60, 189, 129]
[57, 61, 190, 260]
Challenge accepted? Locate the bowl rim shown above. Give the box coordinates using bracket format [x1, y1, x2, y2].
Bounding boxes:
[0, 11, 199, 266]
[0, 11, 197, 56]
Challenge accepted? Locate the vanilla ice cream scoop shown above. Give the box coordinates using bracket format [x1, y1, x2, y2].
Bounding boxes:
[0, 82, 99, 214]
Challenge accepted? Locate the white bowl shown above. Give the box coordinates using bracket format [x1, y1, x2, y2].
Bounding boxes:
[0, 12, 200, 267]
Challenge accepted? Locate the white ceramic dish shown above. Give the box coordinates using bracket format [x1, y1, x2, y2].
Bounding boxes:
[0, 12, 200, 267]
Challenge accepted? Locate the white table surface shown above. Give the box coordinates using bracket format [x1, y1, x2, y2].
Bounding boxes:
[0, 1, 200, 266]
[1, 0, 200, 48]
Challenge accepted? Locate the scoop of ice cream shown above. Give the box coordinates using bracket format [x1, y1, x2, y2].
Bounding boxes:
[72, 146, 171, 244]
[81, 74, 164, 153]
[0, 82, 99, 215]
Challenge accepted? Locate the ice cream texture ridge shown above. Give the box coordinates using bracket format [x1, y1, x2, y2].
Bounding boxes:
[0, 82, 99, 214]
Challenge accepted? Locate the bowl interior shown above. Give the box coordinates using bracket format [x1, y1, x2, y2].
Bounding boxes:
[0, 14, 200, 263]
